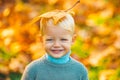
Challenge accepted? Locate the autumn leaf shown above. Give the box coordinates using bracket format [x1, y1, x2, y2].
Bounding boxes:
[40, 10, 68, 24]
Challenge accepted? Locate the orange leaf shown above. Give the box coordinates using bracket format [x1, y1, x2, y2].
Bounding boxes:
[40, 10, 67, 24]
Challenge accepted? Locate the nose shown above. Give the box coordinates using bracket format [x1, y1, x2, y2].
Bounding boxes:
[53, 41, 61, 48]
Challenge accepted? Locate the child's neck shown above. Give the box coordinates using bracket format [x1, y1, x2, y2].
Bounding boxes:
[46, 51, 71, 64]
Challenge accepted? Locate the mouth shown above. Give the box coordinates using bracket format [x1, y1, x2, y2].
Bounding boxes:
[51, 50, 63, 54]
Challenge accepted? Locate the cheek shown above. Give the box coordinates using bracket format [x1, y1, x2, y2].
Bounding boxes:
[62, 42, 72, 48]
[43, 42, 53, 48]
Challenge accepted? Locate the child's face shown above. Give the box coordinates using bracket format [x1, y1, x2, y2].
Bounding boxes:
[42, 25, 75, 58]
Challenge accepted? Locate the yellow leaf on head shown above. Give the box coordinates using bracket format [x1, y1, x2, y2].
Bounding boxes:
[40, 10, 67, 24]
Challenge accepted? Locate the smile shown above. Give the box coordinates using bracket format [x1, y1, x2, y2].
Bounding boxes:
[51, 50, 63, 54]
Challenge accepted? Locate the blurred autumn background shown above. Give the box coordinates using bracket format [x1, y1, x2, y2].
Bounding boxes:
[0, 0, 120, 80]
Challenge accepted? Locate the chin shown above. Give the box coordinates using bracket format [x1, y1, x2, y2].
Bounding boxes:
[52, 56, 61, 58]
[49, 52, 64, 58]
[52, 55, 63, 58]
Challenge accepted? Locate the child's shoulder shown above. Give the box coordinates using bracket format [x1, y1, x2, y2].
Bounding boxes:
[25, 56, 45, 70]
[70, 57, 84, 66]
[70, 57, 88, 72]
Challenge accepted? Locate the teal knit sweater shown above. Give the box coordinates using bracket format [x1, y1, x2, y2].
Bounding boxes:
[21, 56, 89, 80]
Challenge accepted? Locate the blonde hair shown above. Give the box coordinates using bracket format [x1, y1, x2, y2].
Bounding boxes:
[40, 10, 75, 36]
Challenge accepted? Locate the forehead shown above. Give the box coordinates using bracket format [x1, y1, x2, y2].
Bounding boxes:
[44, 25, 72, 37]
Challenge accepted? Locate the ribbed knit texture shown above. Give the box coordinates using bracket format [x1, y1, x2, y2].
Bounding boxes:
[21, 56, 89, 80]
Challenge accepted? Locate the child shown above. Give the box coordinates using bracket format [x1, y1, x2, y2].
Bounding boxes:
[21, 10, 89, 80]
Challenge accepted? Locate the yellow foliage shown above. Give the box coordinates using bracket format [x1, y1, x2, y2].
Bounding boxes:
[3, 8, 10, 17]
[99, 70, 115, 80]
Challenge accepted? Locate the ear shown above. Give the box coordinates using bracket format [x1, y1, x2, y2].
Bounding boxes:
[40, 36, 43, 43]
[72, 34, 76, 44]
[36, 34, 43, 43]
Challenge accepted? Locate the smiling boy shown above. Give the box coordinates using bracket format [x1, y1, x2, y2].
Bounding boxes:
[21, 10, 89, 80]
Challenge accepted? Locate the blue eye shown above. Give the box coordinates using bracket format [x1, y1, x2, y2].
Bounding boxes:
[46, 39, 53, 41]
[61, 39, 68, 41]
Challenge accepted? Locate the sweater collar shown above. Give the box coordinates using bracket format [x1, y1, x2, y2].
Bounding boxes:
[46, 51, 71, 64]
